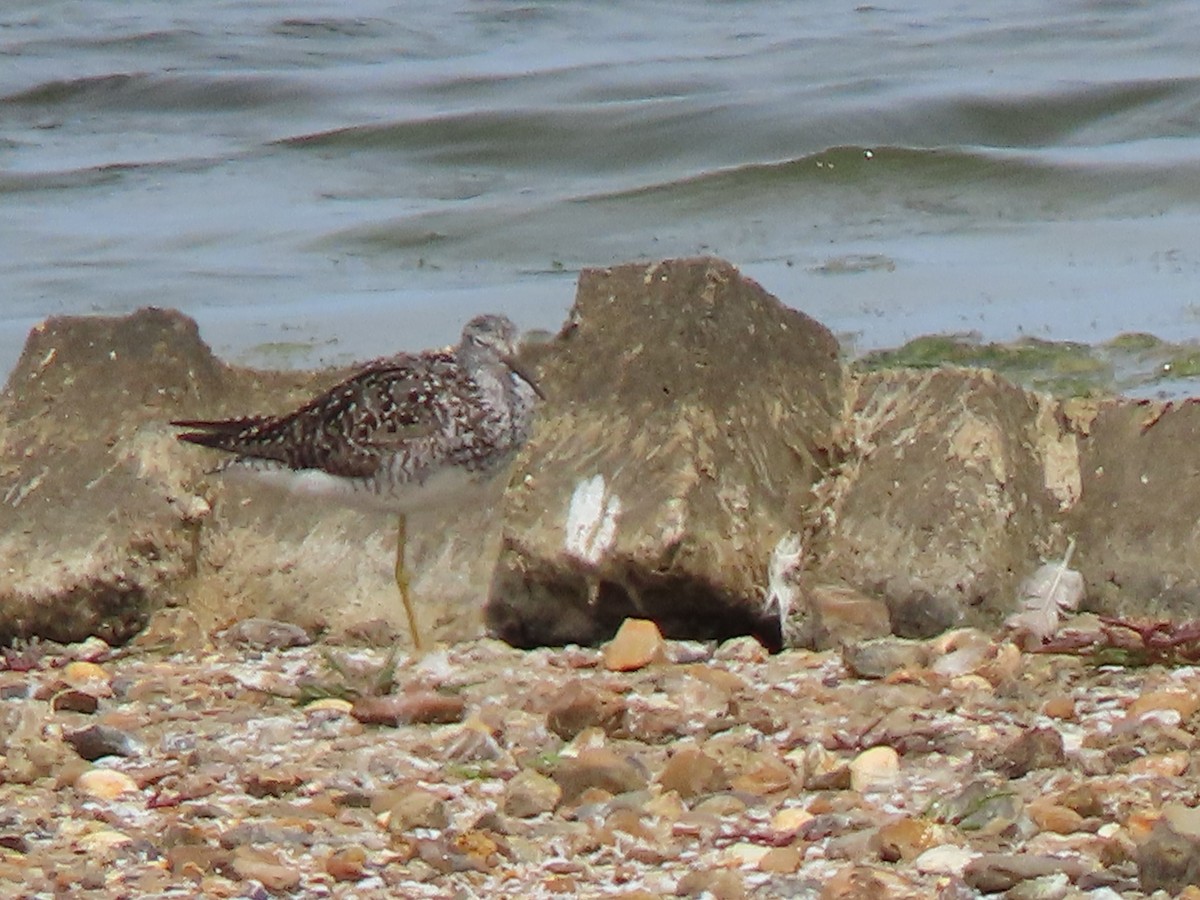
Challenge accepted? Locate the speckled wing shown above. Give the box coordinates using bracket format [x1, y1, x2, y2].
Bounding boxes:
[172, 350, 458, 479]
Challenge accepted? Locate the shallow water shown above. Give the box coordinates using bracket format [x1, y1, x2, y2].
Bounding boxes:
[4, 1, 1200, 383]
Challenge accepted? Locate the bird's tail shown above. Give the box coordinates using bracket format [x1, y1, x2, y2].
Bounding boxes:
[171, 417, 267, 453]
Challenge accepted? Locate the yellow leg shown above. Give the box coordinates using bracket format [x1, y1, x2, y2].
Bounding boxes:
[394, 514, 423, 651]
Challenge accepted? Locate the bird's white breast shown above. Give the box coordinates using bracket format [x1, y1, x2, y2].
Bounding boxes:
[221, 459, 484, 514]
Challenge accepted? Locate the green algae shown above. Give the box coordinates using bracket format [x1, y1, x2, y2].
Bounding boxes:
[857, 334, 1111, 396]
[1159, 349, 1200, 379]
[1105, 331, 1164, 352]
[855, 331, 1200, 398]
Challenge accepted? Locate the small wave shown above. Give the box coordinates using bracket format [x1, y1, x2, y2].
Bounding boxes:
[933, 77, 1200, 147]
[11, 27, 199, 55]
[277, 109, 592, 167]
[573, 142, 1200, 216]
[0, 154, 236, 196]
[273, 18, 388, 39]
[4, 73, 141, 106]
[276, 98, 740, 176]
[572, 146, 991, 200]
[0, 167, 125, 196]
[3, 72, 312, 112]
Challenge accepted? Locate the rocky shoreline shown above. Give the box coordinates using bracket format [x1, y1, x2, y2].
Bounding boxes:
[6, 257, 1200, 651]
[4, 256, 1200, 896]
[3, 619, 1200, 898]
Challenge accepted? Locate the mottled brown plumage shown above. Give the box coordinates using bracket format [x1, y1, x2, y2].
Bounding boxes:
[172, 314, 541, 649]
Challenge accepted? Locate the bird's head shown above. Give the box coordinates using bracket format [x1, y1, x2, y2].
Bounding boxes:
[459, 314, 545, 399]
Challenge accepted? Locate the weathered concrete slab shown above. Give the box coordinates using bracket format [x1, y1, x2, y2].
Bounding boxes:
[8, 261, 1200, 653]
[1067, 398, 1200, 618]
[810, 367, 1073, 638]
[0, 309, 218, 643]
[485, 257, 843, 649]
[0, 308, 502, 646]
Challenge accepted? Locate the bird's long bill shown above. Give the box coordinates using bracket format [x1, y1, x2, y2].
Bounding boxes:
[506, 355, 546, 400]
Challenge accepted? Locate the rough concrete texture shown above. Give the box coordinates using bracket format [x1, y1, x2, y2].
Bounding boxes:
[1067, 397, 1200, 618]
[811, 367, 1073, 638]
[7, 259, 1200, 652]
[0, 308, 503, 646]
[0, 309, 217, 643]
[485, 257, 843, 650]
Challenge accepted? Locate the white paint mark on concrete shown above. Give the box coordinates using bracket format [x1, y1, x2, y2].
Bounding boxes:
[564, 474, 621, 566]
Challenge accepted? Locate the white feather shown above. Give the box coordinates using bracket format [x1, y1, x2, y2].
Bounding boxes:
[1005, 538, 1083, 642]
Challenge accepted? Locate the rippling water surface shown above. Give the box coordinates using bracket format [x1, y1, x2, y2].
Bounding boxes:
[4, 1, 1200, 378]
